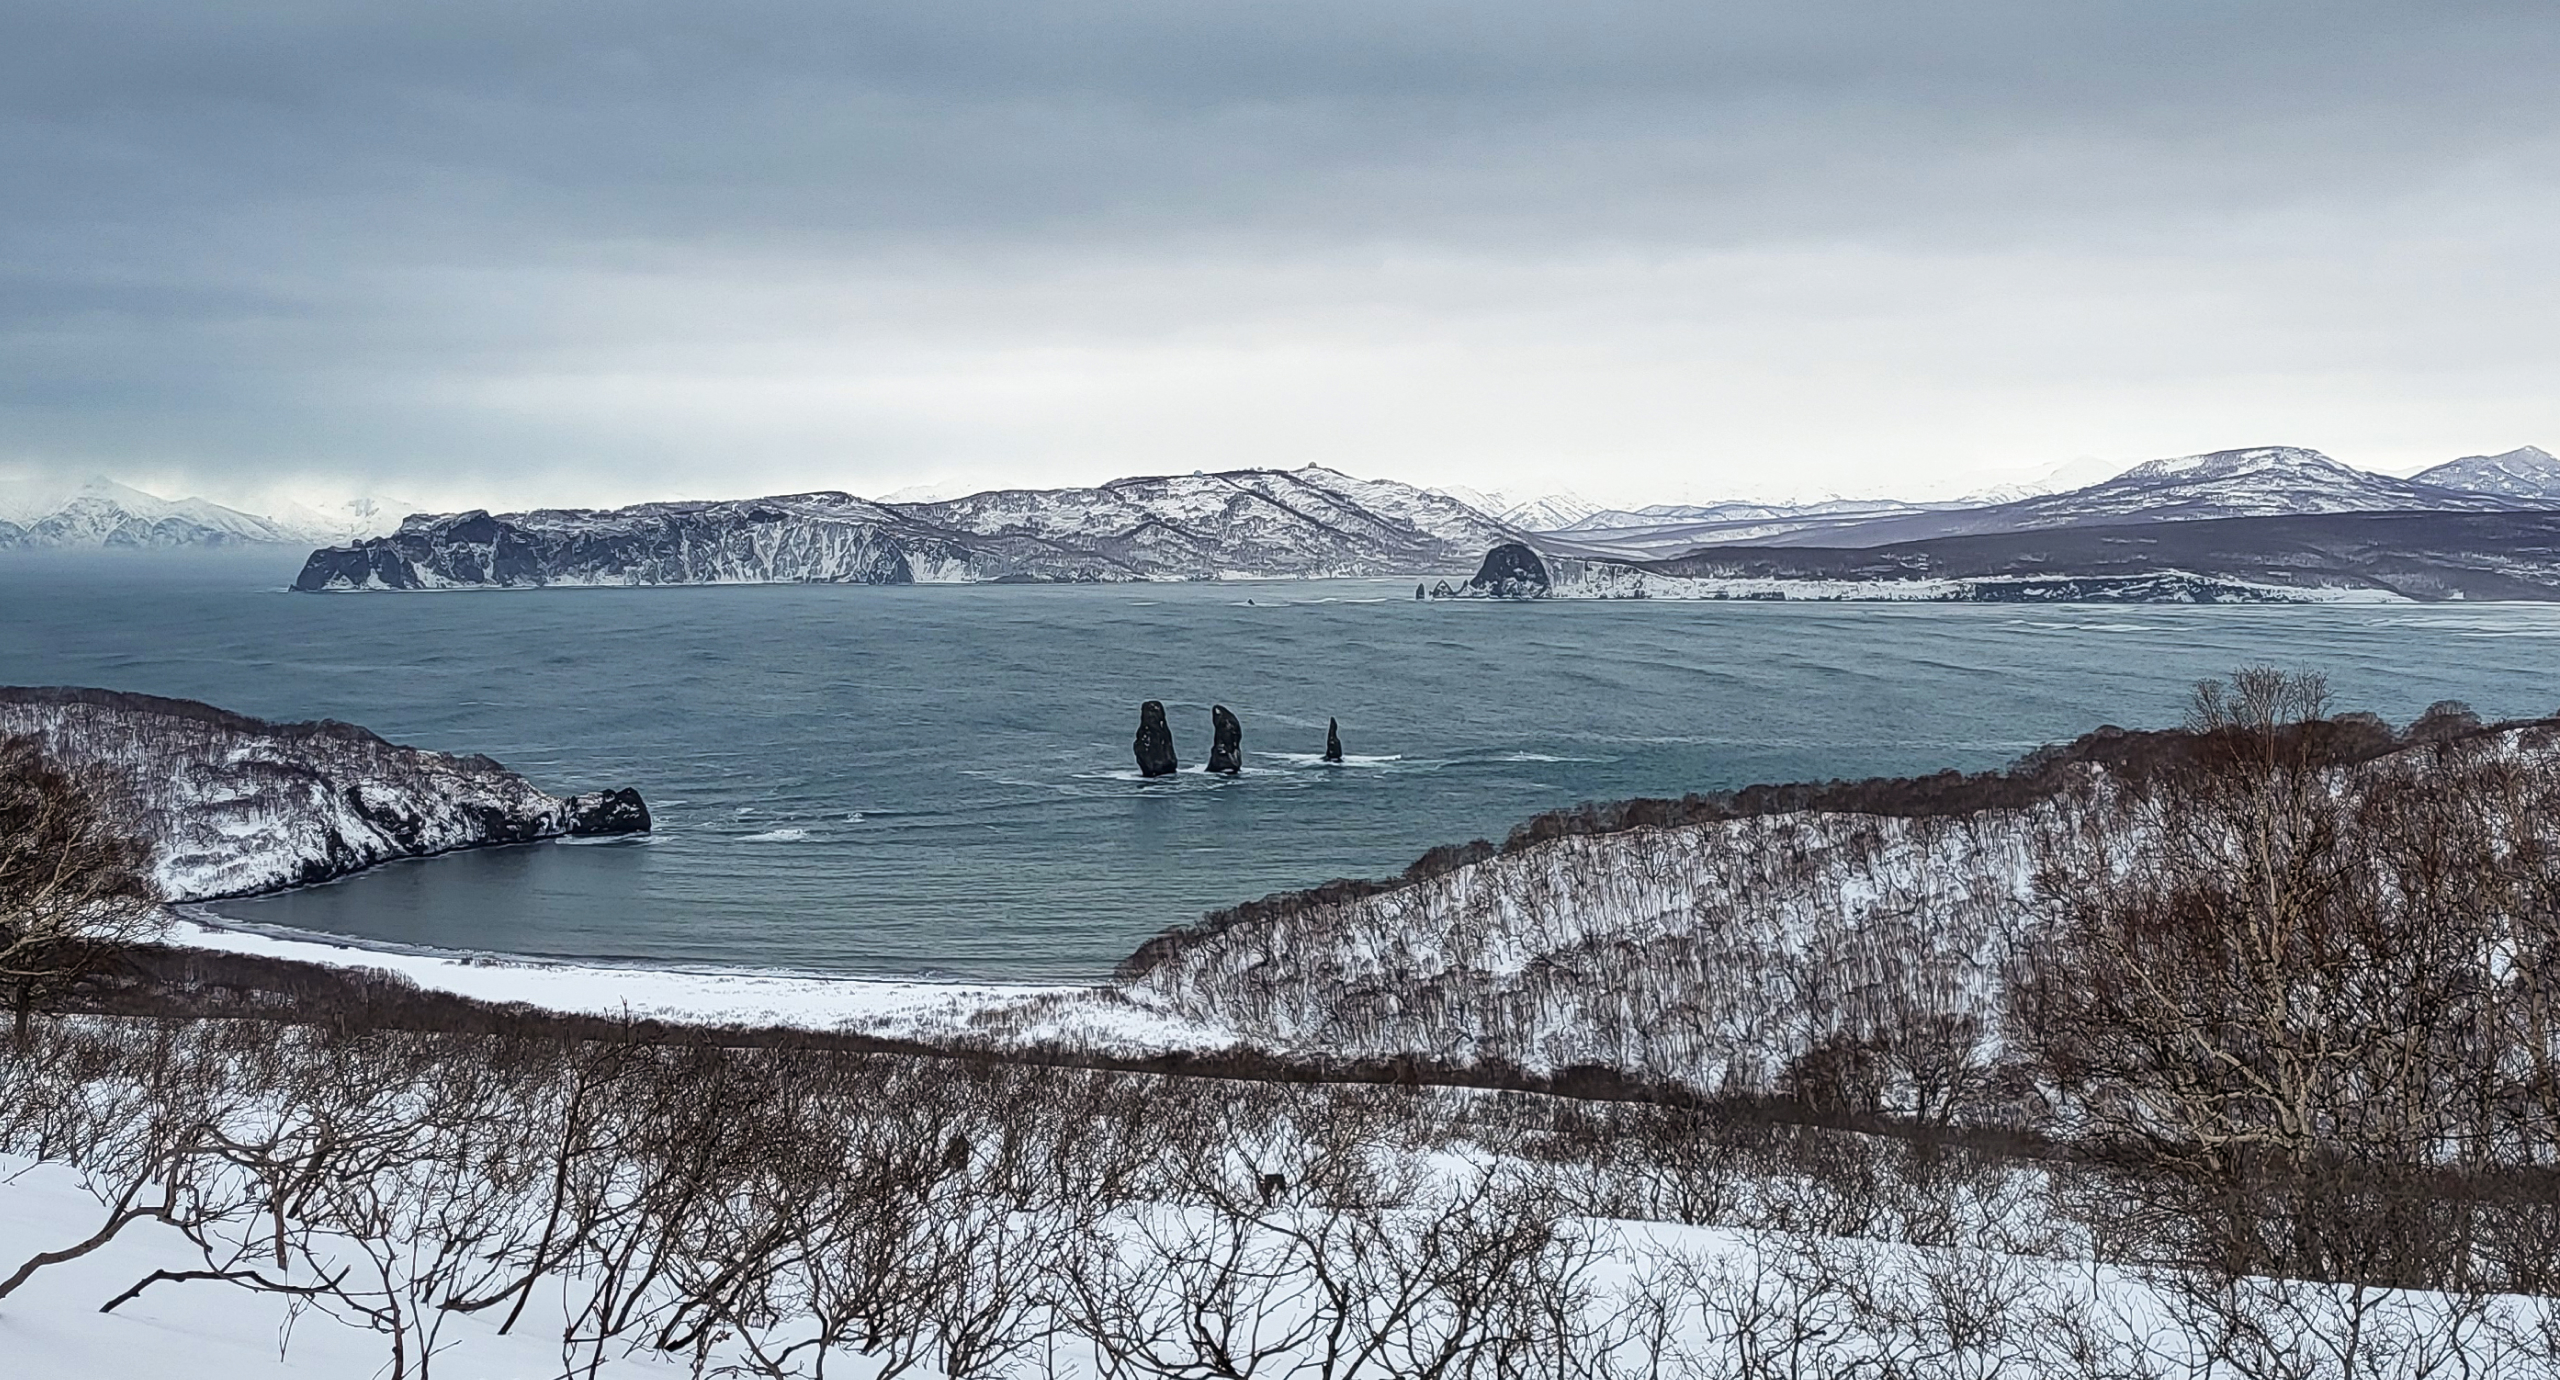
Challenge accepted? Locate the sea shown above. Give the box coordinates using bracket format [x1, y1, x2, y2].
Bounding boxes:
[8, 548, 2559, 980]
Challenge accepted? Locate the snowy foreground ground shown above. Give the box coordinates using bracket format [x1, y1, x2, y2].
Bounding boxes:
[0, 1156, 689, 1379]
[9, 1143, 2551, 1380]
[170, 911, 1229, 1054]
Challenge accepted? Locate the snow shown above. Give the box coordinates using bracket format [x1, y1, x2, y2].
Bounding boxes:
[2413, 445, 2560, 501]
[169, 911, 1105, 1036]
[0, 476, 304, 549]
[0, 1156, 700, 1380]
[305, 466, 1513, 590]
[1535, 558, 2408, 603]
[0, 689, 636, 903]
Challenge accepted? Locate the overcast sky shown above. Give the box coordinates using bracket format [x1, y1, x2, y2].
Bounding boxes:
[4, 1, 2556, 511]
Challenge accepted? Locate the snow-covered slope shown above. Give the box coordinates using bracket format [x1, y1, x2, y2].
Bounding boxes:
[0, 477, 306, 549]
[2411, 446, 2560, 502]
[1546, 499, 1936, 557]
[1752, 446, 2518, 548]
[0, 687, 649, 901]
[1116, 722, 2559, 1090]
[295, 465, 1517, 589]
[258, 493, 419, 544]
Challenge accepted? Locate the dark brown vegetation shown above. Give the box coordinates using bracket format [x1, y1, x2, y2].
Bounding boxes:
[0, 734, 160, 1045]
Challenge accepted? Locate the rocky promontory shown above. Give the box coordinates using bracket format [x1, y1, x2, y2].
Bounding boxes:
[0, 687, 651, 902]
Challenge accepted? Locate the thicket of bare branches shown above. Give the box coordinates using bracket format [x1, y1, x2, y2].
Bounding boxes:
[0, 734, 159, 1045]
[9, 1012, 2560, 1378]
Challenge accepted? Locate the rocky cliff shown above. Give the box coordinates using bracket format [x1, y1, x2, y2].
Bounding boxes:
[296, 466, 1519, 590]
[0, 687, 649, 901]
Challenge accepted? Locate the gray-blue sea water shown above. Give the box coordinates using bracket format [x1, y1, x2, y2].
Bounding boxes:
[8, 549, 2559, 980]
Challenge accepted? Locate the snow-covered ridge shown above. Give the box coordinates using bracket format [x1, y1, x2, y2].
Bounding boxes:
[0, 476, 416, 550]
[2414, 445, 2560, 501]
[1115, 721, 2560, 1092]
[0, 687, 649, 902]
[1522, 444, 2560, 558]
[1538, 558, 2402, 604]
[294, 465, 1522, 590]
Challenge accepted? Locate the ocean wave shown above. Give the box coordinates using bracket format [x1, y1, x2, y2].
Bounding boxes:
[1259, 751, 1404, 767]
[740, 827, 812, 843]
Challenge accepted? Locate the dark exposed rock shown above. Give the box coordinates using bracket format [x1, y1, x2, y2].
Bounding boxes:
[1324, 718, 1344, 763]
[1208, 705, 1243, 775]
[1134, 700, 1179, 777]
[1430, 580, 1456, 598]
[1416, 582, 1426, 600]
[1464, 542, 1551, 599]
[565, 787, 653, 835]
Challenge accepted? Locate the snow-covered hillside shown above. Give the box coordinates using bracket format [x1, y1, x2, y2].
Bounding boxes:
[295, 465, 1519, 589]
[1743, 446, 2515, 548]
[0, 476, 305, 549]
[0, 687, 649, 901]
[1114, 717, 2560, 1097]
[2412, 445, 2560, 502]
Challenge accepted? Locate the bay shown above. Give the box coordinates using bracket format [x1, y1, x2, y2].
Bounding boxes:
[7, 548, 2558, 980]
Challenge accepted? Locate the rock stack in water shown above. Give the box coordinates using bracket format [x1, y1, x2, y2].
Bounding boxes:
[1464, 542, 1552, 599]
[1208, 705, 1243, 775]
[1134, 701, 1179, 777]
[1323, 718, 1344, 763]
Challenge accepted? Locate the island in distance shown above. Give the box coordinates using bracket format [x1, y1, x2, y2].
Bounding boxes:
[286, 444, 2560, 603]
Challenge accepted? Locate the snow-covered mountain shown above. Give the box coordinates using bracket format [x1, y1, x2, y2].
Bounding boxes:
[0, 476, 308, 549]
[1533, 498, 1934, 558]
[1429, 485, 1601, 531]
[1745, 446, 2519, 549]
[2410, 446, 2560, 503]
[0, 686, 648, 901]
[260, 493, 420, 544]
[295, 465, 1520, 590]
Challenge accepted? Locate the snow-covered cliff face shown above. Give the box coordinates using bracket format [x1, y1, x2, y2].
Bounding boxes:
[293, 466, 1520, 590]
[0, 688, 648, 902]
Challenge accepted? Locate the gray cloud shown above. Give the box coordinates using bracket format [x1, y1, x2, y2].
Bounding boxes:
[3, 1, 2556, 508]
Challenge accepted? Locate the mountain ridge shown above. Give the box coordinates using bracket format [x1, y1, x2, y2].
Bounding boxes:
[295, 465, 1520, 589]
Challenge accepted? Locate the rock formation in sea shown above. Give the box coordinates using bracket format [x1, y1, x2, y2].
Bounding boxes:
[1324, 719, 1344, 763]
[1134, 701, 1179, 777]
[1464, 542, 1552, 598]
[0, 686, 650, 902]
[565, 787, 653, 834]
[1208, 705, 1243, 775]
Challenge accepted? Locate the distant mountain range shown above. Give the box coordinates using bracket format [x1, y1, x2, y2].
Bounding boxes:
[294, 466, 1517, 589]
[1538, 446, 2560, 558]
[1534, 511, 2560, 604]
[34, 441, 2560, 601]
[0, 476, 413, 550]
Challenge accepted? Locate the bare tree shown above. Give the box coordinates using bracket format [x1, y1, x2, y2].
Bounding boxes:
[0, 736, 160, 1044]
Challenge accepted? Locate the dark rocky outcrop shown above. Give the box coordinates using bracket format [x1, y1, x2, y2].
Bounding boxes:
[1324, 719, 1344, 763]
[565, 787, 653, 835]
[1134, 701, 1179, 777]
[1464, 542, 1551, 598]
[1208, 706, 1243, 775]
